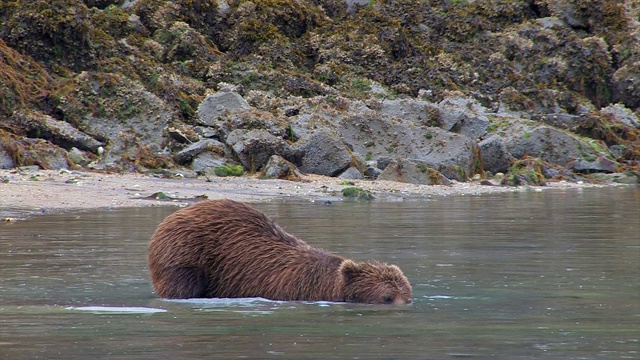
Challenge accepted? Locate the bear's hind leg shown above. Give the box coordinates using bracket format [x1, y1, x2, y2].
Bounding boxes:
[157, 266, 208, 299]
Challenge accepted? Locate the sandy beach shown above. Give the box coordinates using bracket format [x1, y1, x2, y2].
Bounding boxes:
[0, 167, 612, 220]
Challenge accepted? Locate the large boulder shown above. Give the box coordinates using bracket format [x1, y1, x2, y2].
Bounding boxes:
[337, 113, 481, 181]
[261, 155, 302, 181]
[197, 93, 290, 139]
[191, 151, 230, 176]
[504, 123, 618, 172]
[338, 166, 363, 180]
[295, 129, 352, 177]
[226, 129, 295, 171]
[219, 108, 291, 138]
[479, 134, 513, 174]
[378, 98, 436, 126]
[565, 155, 619, 173]
[378, 158, 451, 185]
[196, 92, 251, 127]
[437, 95, 489, 140]
[600, 103, 640, 129]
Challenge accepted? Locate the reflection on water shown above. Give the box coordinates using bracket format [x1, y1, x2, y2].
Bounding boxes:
[1, 187, 639, 359]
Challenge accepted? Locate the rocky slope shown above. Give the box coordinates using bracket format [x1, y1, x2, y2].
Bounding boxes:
[1, 0, 638, 186]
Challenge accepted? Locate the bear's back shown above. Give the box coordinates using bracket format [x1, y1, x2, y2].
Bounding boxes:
[153, 199, 308, 251]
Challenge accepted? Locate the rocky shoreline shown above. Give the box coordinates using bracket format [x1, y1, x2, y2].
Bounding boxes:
[0, 167, 621, 221]
[1, 1, 639, 197]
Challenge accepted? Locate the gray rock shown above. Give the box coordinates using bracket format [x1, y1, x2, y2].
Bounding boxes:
[339, 114, 480, 181]
[196, 92, 251, 127]
[226, 129, 294, 171]
[0, 132, 69, 170]
[378, 158, 451, 185]
[338, 166, 363, 180]
[437, 96, 489, 140]
[479, 135, 513, 174]
[174, 139, 227, 165]
[289, 112, 337, 141]
[28, 139, 69, 170]
[194, 126, 219, 139]
[8, 110, 104, 152]
[296, 129, 352, 177]
[191, 151, 228, 175]
[600, 104, 640, 128]
[376, 156, 393, 170]
[288, 96, 484, 181]
[378, 98, 436, 125]
[67, 147, 92, 166]
[504, 124, 618, 171]
[261, 155, 301, 180]
[363, 166, 382, 179]
[224, 108, 290, 137]
[200, 107, 290, 139]
[566, 155, 619, 173]
[166, 126, 196, 143]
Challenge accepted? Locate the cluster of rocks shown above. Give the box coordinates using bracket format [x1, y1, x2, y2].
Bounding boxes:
[188, 90, 640, 185]
[1, 0, 639, 187]
[2, 81, 639, 186]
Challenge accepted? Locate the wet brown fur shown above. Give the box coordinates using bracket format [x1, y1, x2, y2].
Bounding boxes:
[148, 199, 412, 304]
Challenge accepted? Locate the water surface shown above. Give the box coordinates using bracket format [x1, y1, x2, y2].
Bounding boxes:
[1, 187, 639, 359]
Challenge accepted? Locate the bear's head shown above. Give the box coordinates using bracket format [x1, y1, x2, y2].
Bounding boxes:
[339, 260, 412, 304]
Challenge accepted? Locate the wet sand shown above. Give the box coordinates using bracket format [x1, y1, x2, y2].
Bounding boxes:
[0, 168, 608, 219]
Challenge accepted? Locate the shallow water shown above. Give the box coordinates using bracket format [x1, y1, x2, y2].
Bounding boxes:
[1, 187, 639, 359]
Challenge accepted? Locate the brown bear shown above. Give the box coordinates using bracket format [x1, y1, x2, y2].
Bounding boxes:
[148, 199, 412, 304]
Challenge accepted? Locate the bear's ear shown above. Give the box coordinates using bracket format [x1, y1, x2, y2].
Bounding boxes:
[340, 260, 362, 283]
